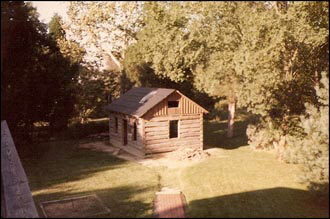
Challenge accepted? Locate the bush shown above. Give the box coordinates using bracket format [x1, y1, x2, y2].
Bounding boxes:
[247, 73, 329, 194]
[284, 74, 329, 194]
[60, 118, 109, 139]
[246, 117, 282, 150]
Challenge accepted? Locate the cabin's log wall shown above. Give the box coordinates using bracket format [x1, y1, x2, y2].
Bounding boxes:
[109, 113, 144, 157]
[144, 114, 203, 154]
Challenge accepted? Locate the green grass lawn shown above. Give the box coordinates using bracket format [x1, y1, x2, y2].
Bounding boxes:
[21, 119, 329, 218]
[21, 139, 160, 218]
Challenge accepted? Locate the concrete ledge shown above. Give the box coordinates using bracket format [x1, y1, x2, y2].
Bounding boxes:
[1, 120, 39, 218]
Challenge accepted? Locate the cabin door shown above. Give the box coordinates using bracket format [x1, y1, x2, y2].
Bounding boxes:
[122, 119, 128, 145]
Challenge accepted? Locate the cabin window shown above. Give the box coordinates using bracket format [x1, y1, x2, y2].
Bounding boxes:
[168, 101, 179, 108]
[133, 122, 137, 141]
[115, 117, 118, 133]
[169, 120, 179, 138]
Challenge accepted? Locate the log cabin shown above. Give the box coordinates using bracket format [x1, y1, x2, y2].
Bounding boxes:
[105, 87, 208, 158]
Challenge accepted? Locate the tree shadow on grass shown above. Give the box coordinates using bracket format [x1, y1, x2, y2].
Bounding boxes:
[204, 120, 249, 150]
[187, 187, 329, 218]
[21, 140, 130, 192]
[34, 185, 158, 218]
[20, 139, 160, 218]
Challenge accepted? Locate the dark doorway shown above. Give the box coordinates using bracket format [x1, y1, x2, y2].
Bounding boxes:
[169, 120, 178, 138]
[123, 119, 128, 145]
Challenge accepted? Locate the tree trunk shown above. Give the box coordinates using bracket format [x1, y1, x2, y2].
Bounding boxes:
[227, 101, 236, 138]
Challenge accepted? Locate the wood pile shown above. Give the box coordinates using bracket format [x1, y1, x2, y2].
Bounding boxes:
[168, 147, 210, 161]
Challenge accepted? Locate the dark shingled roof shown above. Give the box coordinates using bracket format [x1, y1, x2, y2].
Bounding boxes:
[105, 87, 175, 117]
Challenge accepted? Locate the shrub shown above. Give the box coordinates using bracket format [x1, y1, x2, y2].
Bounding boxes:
[60, 118, 109, 139]
[246, 117, 282, 151]
[284, 74, 329, 194]
[247, 73, 329, 194]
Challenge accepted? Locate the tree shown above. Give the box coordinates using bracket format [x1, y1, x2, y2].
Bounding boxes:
[64, 2, 143, 69]
[234, 2, 328, 118]
[284, 72, 329, 194]
[241, 1, 328, 149]
[1, 2, 81, 142]
[47, 14, 83, 132]
[124, 2, 243, 137]
[2, 1, 50, 140]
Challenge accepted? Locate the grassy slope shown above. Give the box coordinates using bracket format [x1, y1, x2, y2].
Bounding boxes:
[21, 118, 329, 218]
[22, 140, 159, 218]
[150, 119, 329, 218]
[181, 147, 328, 218]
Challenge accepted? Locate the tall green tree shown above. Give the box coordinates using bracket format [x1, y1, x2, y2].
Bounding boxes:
[47, 14, 82, 132]
[1, 2, 81, 141]
[2, 1, 50, 140]
[124, 2, 243, 137]
[65, 2, 143, 70]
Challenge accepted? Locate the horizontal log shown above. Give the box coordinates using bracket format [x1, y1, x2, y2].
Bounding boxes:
[145, 126, 169, 132]
[180, 119, 201, 125]
[145, 126, 201, 135]
[179, 123, 200, 129]
[145, 134, 169, 141]
[148, 114, 200, 122]
[145, 130, 168, 135]
[146, 139, 201, 148]
[145, 146, 179, 153]
[145, 121, 168, 127]
[146, 136, 199, 145]
[146, 148, 176, 154]
[146, 143, 203, 153]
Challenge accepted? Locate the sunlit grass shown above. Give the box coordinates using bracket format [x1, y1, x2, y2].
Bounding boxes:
[21, 119, 328, 218]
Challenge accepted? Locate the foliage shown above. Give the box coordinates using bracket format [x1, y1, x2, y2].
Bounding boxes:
[73, 67, 121, 122]
[65, 1, 143, 69]
[1, 2, 79, 142]
[284, 73, 329, 194]
[62, 118, 109, 139]
[49, 13, 121, 123]
[240, 2, 329, 192]
[47, 14, 82, 132]
[61, 2, 141, 119]
[246, 118, 282, 151]
[124, 2, 329, 190]
[234, 2, 328, 118]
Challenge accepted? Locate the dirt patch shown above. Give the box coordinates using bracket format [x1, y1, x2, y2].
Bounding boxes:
[40, 194, 110, 218]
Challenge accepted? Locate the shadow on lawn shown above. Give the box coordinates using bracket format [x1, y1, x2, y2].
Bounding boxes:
[21, 141, 129, 192]
[34, 185, 156, 218]
[187, 187, 329, 218]
[21, 140, 159, 218]
[204, 120, 249, 150]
